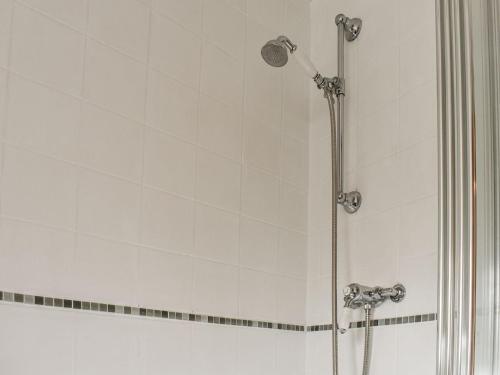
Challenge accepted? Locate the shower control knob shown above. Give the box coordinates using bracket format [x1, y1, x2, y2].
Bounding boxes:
[343, 286, 356, 297]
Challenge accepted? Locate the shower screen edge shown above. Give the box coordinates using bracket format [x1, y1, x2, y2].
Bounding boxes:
[436, 0, 477, 374]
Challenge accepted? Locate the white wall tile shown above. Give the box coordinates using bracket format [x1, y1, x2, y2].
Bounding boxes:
[396, 322, 437, 375]
[399, 195, 438, 258]
[237, 328, 277, 375]
[283, 63, 309, 141]
[285, 0, 309, 26]
[152, 0, 203, 35]
[143, 127, 196, 197]
[149, 13, 201, 89]
[203, 0, 246, 60]
[192, 258, 239, 316]
[278, 229, 307, 278]
[399, 0, 436, 43]
[239, 217, 279, 273]
[243, 115, 281, 175]
[200, 42, 244, 107]
[84, 39, 147, 121]
[357, 44, 399, 117]
[225, 0, 245, 12]
[198, 93, 242, 162]
[356, 155, 400, 218]
[19, 0, 88, 30]
[87, 0, 149, 61]
[276, 331, 305, 375]
[368, 325, 397, 375]
[0, 218, 74, 297]
[146, 69, 199, 142]
[140, 320, 192, 375]
[0, 305, 74, 375]
[137, 247, 193, 311]
[0, 1, 319, 374]
[196, 149, 241, 212]
[349, 210, 399, 287]
[194, 203, 239, 265]
[1, 146, 77, 229]
[280, 182, 307, 232]
[10, 4, 85, 95]
[239, 268, 276, 321]
[397, 254, 438, 316]
[276, 276, 306, 323]
[355, 0, 398, 51]
[241, 166, 280, 224]
[140, 187, 195, 253]
[357, 103, 398, 167]
[192, 324, 238, 375]
[397, 138, 437, 204]
[305, 331, 334, 375]
[247, 0, 284, 32]
[0, 68, 6, 132]
[0, 0, 13, 68]
[399, 20, 436, 95]
[398, 80, 438, 150]
[6, 74, 80, 161]
[77, 169, 141, 242]
[75, 314, 140, 375]
[281, 135, 308, 189]
[74, 234, 138, 305]
[79, 103, 143, 181]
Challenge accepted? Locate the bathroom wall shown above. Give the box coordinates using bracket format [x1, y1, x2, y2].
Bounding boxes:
[307, 0, 438, 374]
[0, 0, 310, 373]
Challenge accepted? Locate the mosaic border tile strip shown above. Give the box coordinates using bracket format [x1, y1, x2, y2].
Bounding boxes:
[307, 313, 438, 332]
[0, 291, 304, 332]
[0, 290, 436, 333]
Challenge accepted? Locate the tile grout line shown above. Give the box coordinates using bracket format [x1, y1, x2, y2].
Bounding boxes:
[0, 290, 436, 333]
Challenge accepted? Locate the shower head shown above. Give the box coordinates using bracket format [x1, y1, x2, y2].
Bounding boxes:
[261, 36, 296, 67]
[261, 35, 319, 78]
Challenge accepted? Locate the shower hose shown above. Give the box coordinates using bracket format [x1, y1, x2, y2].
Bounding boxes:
[361, 307, 373, 375]
[325, 90, 373, 375]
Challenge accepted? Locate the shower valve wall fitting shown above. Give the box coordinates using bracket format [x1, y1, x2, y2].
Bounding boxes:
[343, 283, 406, 310]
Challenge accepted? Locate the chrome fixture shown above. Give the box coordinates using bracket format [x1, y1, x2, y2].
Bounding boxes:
[335, 14, 362, 42]
[342, 283, 405, 375]
[261, 36, 296, 67]
[333, 14, 362, 214]
[343, 283, 406, 309]
[260, 29, 362, 214]
[261, 13, 362, 375]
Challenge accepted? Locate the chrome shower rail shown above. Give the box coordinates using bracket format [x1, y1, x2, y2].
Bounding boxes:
[260, 13, 363, 375]
[334, 14, 362, 214]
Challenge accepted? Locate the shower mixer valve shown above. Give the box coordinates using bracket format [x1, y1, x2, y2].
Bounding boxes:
[343, 283, 406, 310]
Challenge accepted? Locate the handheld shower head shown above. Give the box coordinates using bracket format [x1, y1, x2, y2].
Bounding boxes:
[261, 35, 318, 78]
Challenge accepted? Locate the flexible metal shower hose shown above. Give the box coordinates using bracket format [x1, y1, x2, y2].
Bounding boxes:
[325, 91, 372, 375]
[326, 91, 340, 375]
[362, 308, 373, 375]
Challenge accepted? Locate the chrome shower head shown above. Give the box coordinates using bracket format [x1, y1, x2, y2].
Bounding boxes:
[261, 36, 296, 67]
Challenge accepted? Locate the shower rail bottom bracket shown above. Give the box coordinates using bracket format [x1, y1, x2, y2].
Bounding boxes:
[337, 190, 362, 213]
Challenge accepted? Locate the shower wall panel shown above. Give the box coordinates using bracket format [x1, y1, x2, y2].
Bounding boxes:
[0, 0, 310, 374]
[307, 0, 438, 374]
